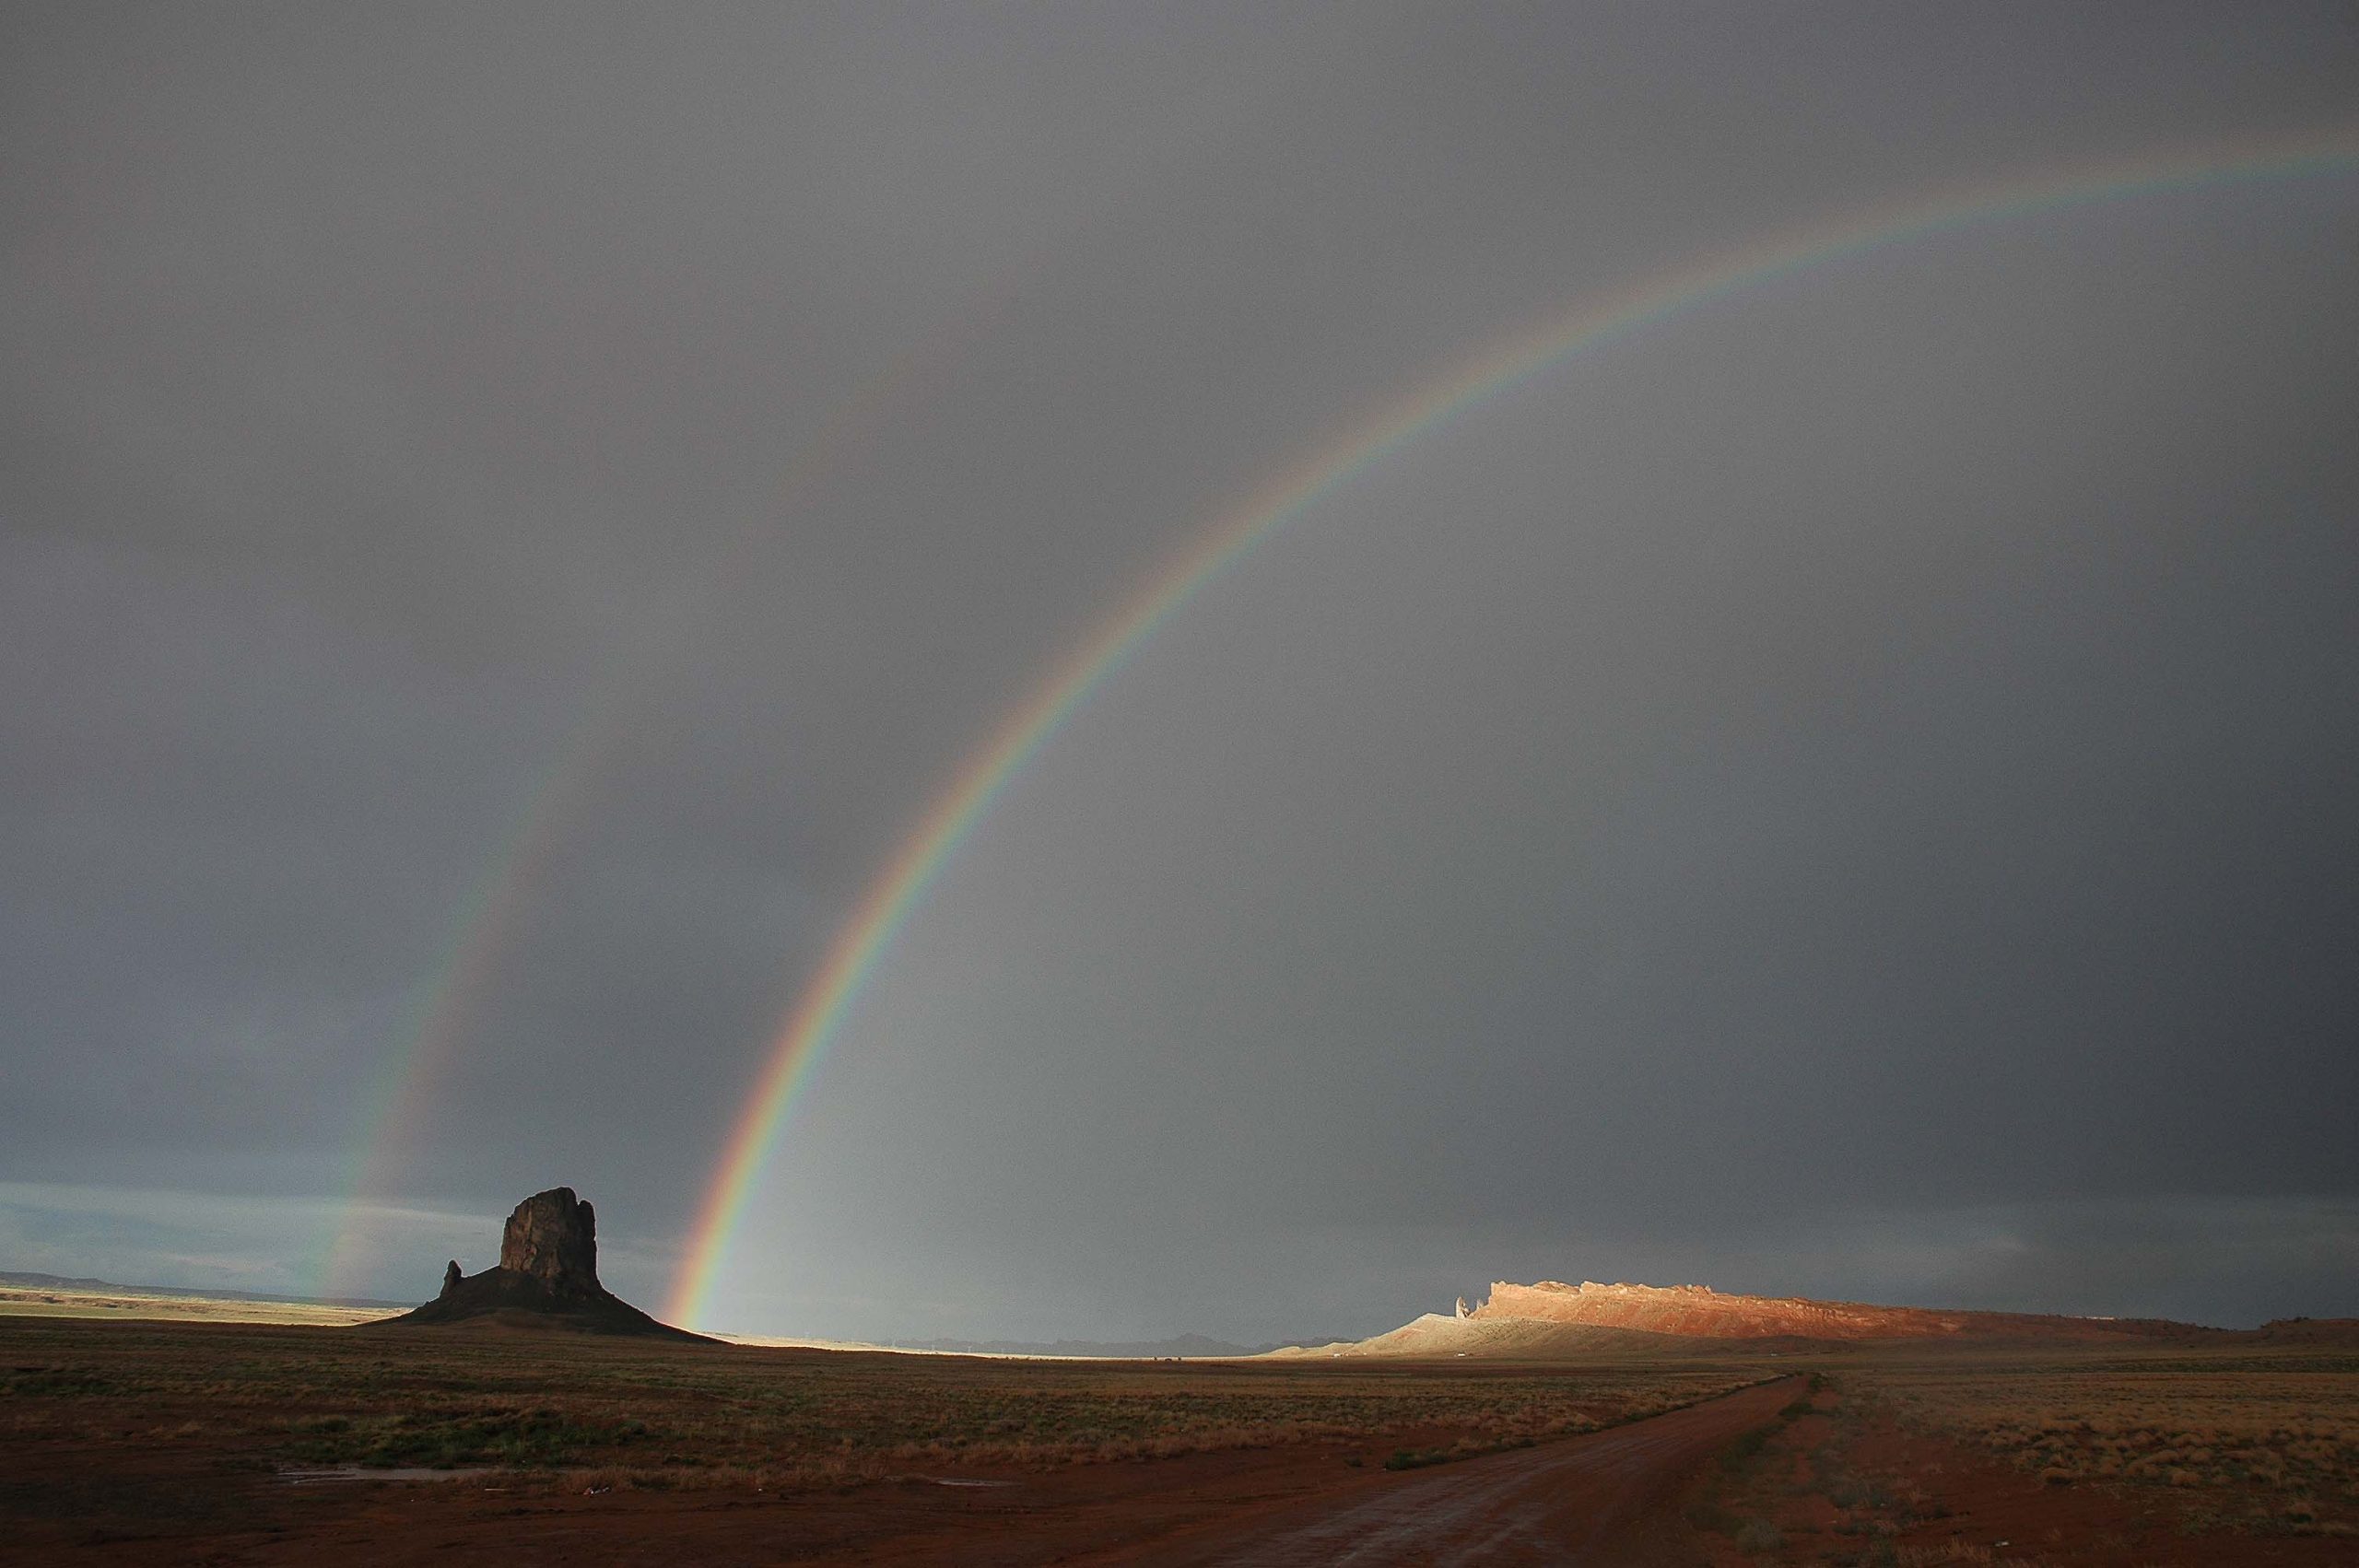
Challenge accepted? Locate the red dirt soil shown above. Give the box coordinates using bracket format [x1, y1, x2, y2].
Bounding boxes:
[7, 1376, 1796, 1566]
[1692, 1387, 2355, 1568]
[1114, 1374, 1802, 1565]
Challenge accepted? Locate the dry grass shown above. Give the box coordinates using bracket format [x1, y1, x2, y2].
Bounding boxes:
[0, 1316, 1762, 1492]
[1838, 1343, 2359, 1536]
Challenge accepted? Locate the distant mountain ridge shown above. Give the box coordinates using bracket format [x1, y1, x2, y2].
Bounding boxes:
[0, 1269, 408, 1310]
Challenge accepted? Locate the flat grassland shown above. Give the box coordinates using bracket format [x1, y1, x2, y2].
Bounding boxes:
[1, 1315, 1761, 1562]
[8, 1316, 2355, 1565]
[1843, 1344, 2359, 1535]
[1, 1316, 1751, 1478]
[1684, 1343, 2359, 1566]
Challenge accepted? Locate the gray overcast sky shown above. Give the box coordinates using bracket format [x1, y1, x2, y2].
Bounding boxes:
[5, 4, 2355, 1340]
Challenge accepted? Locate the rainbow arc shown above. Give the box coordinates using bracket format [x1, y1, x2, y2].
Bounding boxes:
[648, 127, 2359, 1329]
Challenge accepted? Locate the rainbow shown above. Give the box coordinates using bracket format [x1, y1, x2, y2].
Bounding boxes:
[311, 711, 606, 1298]
[666, 127, 2359, 1328]
[312, 282, 1025, 1300]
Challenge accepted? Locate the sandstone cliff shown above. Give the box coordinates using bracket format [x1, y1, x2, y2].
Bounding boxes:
[1471, 1280, 2208, 1344]
[1279, 1278, 2224, 1360]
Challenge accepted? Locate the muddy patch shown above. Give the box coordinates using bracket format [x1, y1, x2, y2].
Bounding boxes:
[278, 1466, 490, 1485]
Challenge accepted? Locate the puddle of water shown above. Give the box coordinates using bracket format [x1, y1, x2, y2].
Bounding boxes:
[278, 1467, 488, 1485]
[893, 1475, 1015, 1489]
[281, 1466, 1013, 1490]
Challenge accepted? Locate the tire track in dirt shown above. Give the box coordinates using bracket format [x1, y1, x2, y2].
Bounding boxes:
[1130, 1374, 1800, 1566]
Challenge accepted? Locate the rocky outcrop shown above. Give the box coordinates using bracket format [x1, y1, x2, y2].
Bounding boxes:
[1473, 1280, 1926, 1340]
[1470, 1281, 2210, 1344]
[382, 1187, 710, 1341]
[1272, 1312, 1743, 1360]
[1283, 1279, 2225, 1360]
[499, 1187, 600, 1288]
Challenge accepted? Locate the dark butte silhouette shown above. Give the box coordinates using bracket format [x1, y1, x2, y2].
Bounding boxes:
[382, 1188, 711, 1342]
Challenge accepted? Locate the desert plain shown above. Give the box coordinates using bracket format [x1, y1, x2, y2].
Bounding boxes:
[5, 1281, 2355, 1566]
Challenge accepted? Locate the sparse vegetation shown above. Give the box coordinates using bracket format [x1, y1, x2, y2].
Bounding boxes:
[1843, 1346, 2359, 1527]
[1682, 1375, 1823, 1551]
[20, 1317, 2353, 1561]
[1672, 1346, 2359, 1563]
[0, 1316, 1756, 1494]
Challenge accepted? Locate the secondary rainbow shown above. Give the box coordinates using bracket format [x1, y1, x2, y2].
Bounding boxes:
[312, 284, 1022, 1301]
[667, 126, 2359, 1329]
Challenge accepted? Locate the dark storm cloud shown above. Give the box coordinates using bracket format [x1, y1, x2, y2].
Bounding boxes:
[5, 5, 2354, 1332]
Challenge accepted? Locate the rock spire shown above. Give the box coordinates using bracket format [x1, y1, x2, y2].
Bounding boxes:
[382, 1186, 710, 1341]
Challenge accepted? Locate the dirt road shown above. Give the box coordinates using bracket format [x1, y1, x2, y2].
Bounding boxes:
[249, 1374, 1797, 1566]
[1118, 1374, 1799, 1566]
[5, 1326, 1790, 1567]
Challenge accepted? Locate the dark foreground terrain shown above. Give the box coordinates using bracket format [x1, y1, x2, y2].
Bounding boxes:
[3, 1316, 2353, 1564]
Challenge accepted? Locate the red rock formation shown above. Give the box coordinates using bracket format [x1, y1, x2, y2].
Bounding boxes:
[1471, 1280, 2206, 1343]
